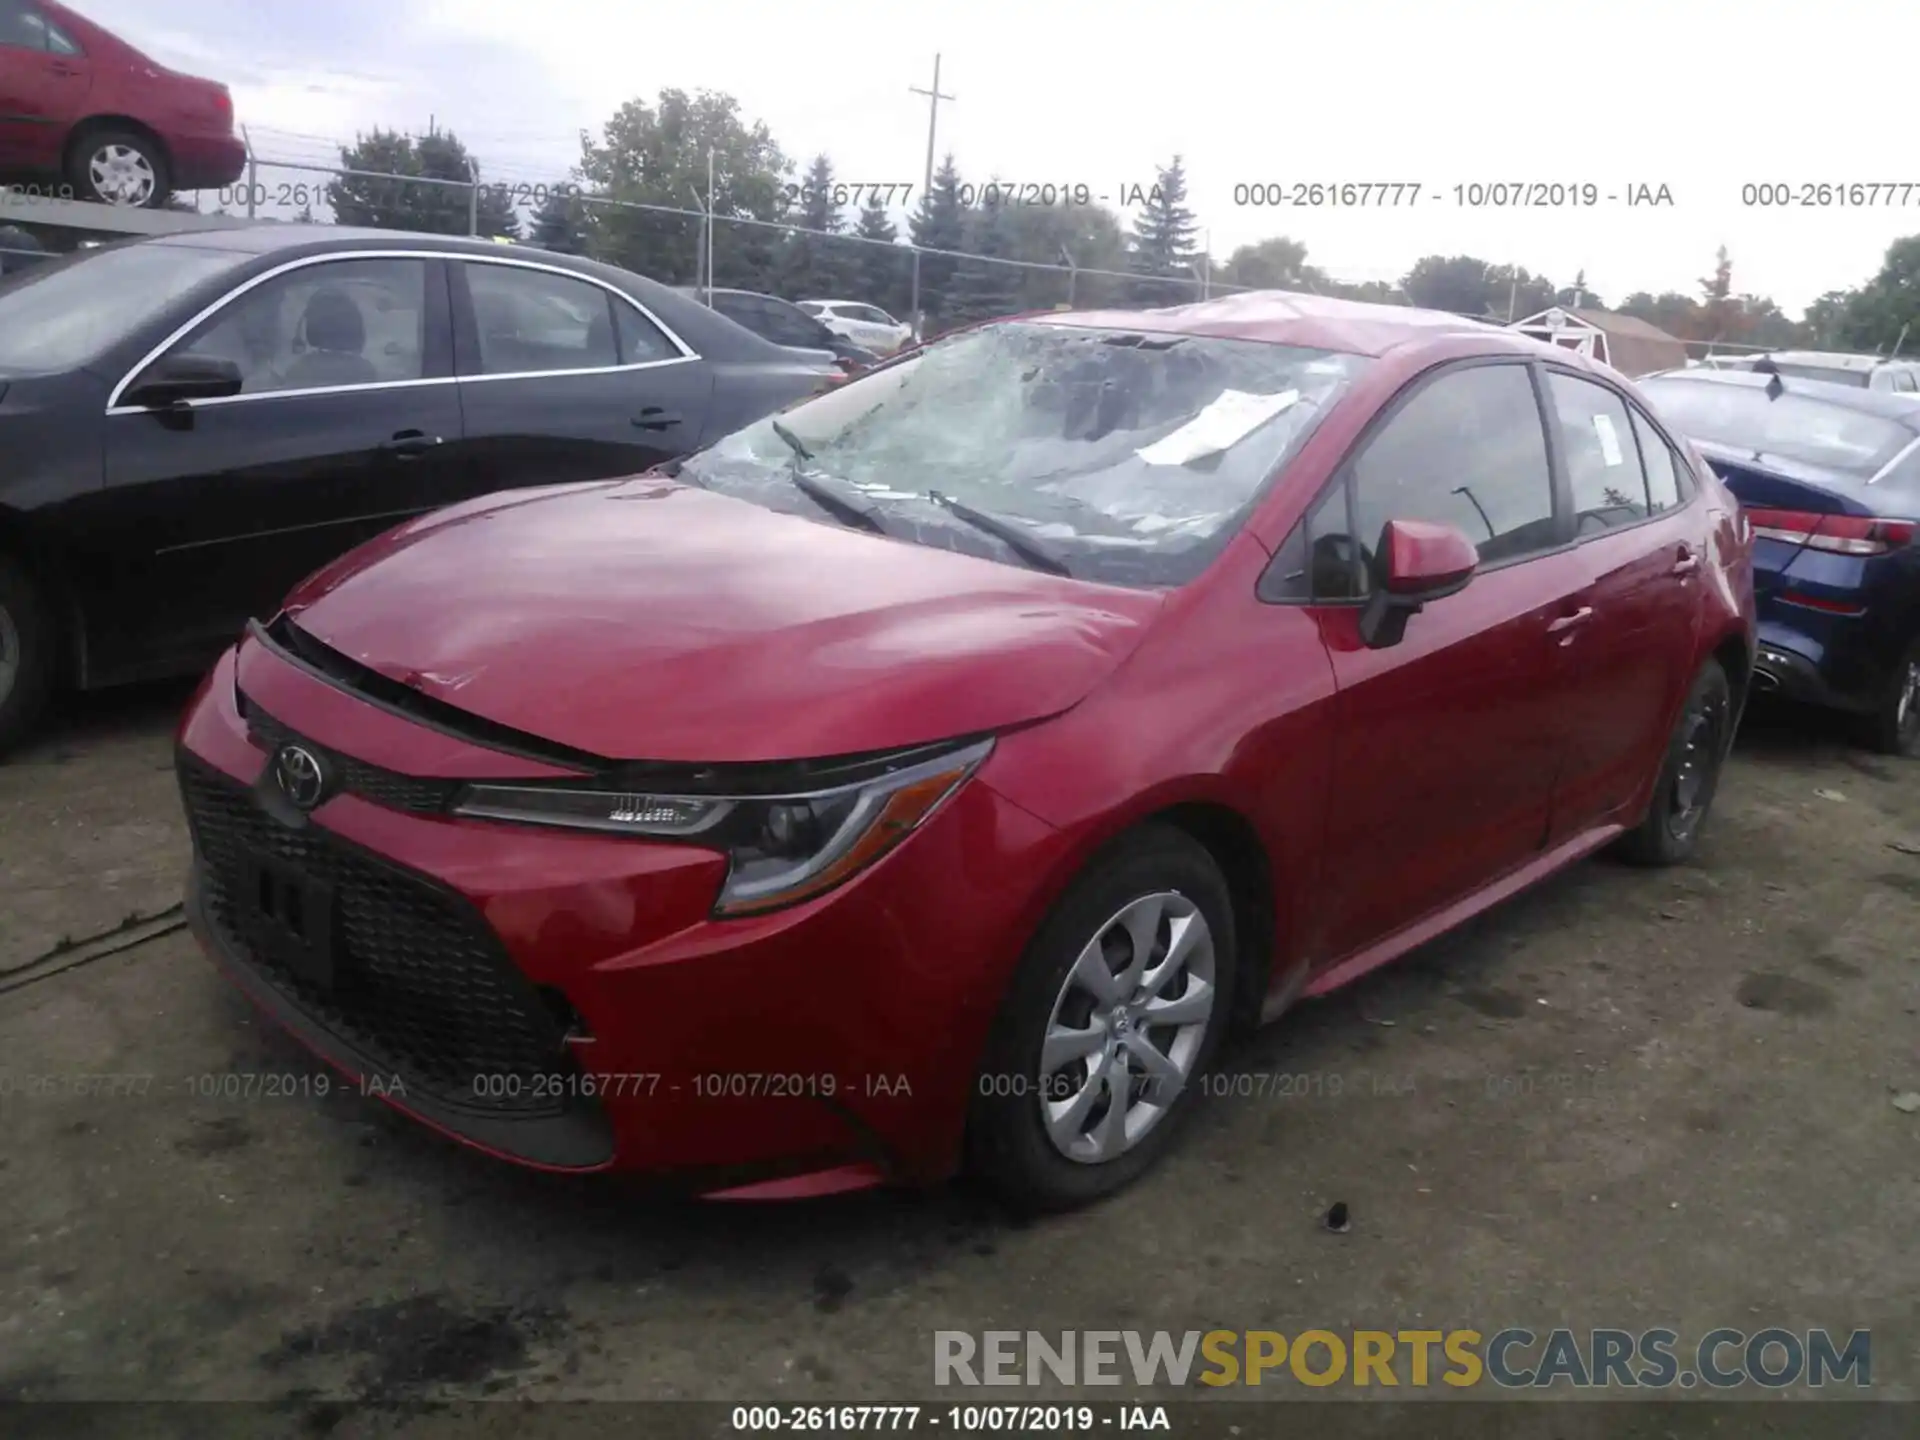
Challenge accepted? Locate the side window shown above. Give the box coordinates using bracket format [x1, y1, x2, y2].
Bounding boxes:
[716, 294, 762, 331]
[0, 1, 46, 48]
[41, 14, 77, 52]
[1260, 482, 1360, 603]
[171, 258, 428, 395]
[1629, 406, 1685, 513]
[465, 263, 619, 376]
[851, 305, 891, 326]
[1546, 371, 1650, 535]
[767, 300, 826, 347]
[1350, 363, 1557, 573]
[613, 300, 675, 364]
[1894, 371, 1916, 394]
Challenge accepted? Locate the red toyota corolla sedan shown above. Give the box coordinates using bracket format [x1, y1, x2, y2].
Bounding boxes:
[174, 293, 1755, 1211]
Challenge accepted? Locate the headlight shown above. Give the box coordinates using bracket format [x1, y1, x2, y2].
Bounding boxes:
[453, 738, 994, 916]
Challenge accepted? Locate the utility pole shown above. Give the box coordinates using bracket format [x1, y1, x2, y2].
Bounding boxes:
[907, 53, 955, 340]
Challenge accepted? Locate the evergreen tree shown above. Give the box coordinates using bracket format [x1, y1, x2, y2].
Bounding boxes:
[1127, 155, 1199, 304]
[948, 186, 1021, 324]
[775, 153, 851, 298]
[851, 198, 905, 315]
[529, 183, 589, 253]
[907, 153, 968, 330]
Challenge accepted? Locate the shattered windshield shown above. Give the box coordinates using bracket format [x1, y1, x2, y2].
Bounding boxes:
[677, 321, 1370, 587]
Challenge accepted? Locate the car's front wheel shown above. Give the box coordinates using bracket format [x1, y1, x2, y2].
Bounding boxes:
[1863, 636, 1920, 758]
[0, 554, 55, 759]
[1616, 657, 1734, 866]
[968, 825, 1236, 1212]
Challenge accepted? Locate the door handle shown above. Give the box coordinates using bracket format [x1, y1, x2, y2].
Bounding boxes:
[1546, 606, 1594, 635]
[1670, 546, 1701, 576]
[380, 431, 441, 459]
[632, 409, 683, 431]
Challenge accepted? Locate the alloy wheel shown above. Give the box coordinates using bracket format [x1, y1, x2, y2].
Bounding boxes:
[1038, 891, 1217, 1164]
[1668, 687, 1728, 841]
[1896, 656, 1920, 749]
[0, 602, 17, 710]
[89, 145, 157, 206]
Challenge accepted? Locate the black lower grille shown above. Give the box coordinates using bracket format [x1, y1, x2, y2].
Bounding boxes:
[179, 757, 572, 1116]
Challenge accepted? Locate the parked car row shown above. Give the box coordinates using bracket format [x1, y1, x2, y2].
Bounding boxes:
[0, 225, 842, 749]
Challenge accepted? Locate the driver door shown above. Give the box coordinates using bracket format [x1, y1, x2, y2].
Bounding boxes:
[1295, 360, 1587, 967]
[94, 254, 460, 679]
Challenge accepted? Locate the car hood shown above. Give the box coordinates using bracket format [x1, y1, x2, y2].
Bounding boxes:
[281, 477, 1166, 763]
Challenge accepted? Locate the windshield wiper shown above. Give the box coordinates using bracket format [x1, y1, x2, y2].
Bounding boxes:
[926, 491, 1073, 577]
[768, 419, 891, 536]
[769, 418, 813, 463]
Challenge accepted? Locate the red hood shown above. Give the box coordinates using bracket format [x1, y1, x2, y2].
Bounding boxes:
[281, 478, 1166, 762]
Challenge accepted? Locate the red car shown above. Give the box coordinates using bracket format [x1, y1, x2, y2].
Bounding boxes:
[0, 0, 243, 207]
[174, 293, 1755, 1210]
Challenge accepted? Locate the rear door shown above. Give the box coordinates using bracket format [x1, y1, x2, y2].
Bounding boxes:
[1538, 369, 1705, 839]
[449, 256, 714, 491]
[0, 0, 90, 168]
[97, 254, 460, 676]
[1291, 360, 1585, 965]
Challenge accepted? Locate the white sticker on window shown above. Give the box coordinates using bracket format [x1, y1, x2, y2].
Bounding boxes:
[1136, 388, 1301, 466]
[1592, 411, 1624, 467]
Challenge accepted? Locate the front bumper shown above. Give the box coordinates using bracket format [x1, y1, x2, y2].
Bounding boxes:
[176, 642, 1069, 1191]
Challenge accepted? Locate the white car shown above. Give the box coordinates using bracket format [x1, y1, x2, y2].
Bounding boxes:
[798, 299, 913, 356]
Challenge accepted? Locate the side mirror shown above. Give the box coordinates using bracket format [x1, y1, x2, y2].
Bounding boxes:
[1358, 518, 1479, 650]
[124, 354, 244, 409]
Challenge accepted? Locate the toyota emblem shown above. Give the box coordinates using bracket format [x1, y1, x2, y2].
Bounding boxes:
[272, 743, 329, 811]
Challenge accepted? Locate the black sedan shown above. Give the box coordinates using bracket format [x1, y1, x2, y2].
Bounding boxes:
[678, 287, 880, 372]
[0, 225, 839, 753]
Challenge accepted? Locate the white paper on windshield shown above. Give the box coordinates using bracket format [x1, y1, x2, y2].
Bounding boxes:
[1136, 388, 1301, 466]
[1592, 411, 1624, 467]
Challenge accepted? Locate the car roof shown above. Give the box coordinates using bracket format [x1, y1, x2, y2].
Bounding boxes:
[681, 287, 790, 302]
[1748, 350, 1914, 372]
[1025, 289, 1527, 360]
[1640, 366, 1920, 425]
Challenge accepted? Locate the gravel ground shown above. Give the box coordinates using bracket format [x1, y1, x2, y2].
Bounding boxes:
[1, 682, 1916, 1438]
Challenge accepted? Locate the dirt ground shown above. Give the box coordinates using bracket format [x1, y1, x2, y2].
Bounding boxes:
[1, 681, 1917, 1436]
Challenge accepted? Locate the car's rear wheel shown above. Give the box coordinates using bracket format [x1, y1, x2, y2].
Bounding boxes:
[0, 555, 55, 759]
[1616, 657, 1733, 867]
[967, 825, 1236, 1212]
[1863, 636, 1920, 758]
[67, 128, 170, 208]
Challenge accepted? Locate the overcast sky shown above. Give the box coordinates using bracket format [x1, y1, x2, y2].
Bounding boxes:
[75, 0, 1913, 314]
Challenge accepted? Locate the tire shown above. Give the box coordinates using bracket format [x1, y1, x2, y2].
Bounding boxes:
[1615, 658, 1734, 867]
[66, 128, 170, 209]
[0, 554, 55, 759]
[1861, 636, 1920, 758]
[967, 824, 1237, 1213]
